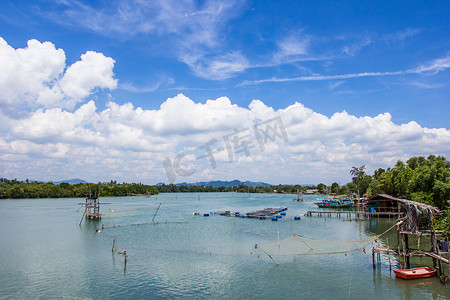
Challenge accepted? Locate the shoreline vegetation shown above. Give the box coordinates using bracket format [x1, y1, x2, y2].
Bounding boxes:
[1, 155, 447, 207]
[1, 155, 448, 234]
[0, 155, 447, 207]
[0, 180, 159, 199]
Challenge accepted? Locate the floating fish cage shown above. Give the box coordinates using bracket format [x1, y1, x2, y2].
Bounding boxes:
[195, 207, 289, 220]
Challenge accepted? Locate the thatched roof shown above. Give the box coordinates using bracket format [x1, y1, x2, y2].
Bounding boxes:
[369, 194, 439, 233]
[369, 194, 439, 213]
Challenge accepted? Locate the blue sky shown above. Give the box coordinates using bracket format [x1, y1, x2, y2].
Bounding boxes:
[0, 0, 449, 185]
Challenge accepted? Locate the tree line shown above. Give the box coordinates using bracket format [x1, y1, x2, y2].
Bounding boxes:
[1, 155, 448, 210]
[0, 179, 158, 199]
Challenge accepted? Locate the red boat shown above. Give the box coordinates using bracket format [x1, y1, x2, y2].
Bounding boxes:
[393, 267, 437, 280]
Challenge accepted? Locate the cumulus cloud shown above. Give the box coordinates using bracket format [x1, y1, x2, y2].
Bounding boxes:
[1, 93, 449, 184]
[0, 38, 65, 110]
[59, 51, 117, 100]
[0, 37, 117, 113]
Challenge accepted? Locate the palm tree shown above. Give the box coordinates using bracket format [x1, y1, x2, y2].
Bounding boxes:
[350, 165, 366, 211]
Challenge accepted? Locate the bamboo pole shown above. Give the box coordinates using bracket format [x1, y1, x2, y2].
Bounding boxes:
[152, 203, 162, 222]
[293, 235, 314, 250]
[257, 244, 278, 266]
[79, 207, 87, 226]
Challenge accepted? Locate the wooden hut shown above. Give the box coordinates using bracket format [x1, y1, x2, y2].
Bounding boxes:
[366, 194, 404, 213]
[370, 194, 450, 283]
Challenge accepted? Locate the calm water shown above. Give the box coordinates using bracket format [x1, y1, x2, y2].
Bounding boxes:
[0, 193, 448, 299]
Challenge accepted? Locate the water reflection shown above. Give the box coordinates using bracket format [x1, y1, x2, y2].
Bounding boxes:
[0, 194, 448, 299]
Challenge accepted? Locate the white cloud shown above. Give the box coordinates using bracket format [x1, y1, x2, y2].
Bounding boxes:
[382, 28, 421, 44]
[182, 51, 250, 80]
[1, 92, 449, 184]
[408, 81, 445, 89]
[342, 35, 373, 56]
[59, 51, 117, 100]
[237, 54, 450, 86]
[273, 33, 310, 63]
[0, 38, 65, 109]
[328, 81, 345, 90]
[0, 37, 117, 113]
[411, 55, 450, 74]
[120, 81, 161, 93]
[40, 0, 249, 80]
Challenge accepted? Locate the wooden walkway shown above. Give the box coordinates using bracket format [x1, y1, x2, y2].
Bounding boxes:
[372, 246, 449, 266]
[305, 210, 399, 218]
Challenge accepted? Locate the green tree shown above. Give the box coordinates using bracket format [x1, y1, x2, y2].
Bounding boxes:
[316, 183, 326, 194]
[330, 182, 339, 194]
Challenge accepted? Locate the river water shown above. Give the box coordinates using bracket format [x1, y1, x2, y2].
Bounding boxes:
[0, 193, 448, 299]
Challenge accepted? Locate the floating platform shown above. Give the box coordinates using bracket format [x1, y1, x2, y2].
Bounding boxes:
[203, 207, 288, 219]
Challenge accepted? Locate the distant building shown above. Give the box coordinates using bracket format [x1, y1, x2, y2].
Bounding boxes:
[305, 189, 319, 194]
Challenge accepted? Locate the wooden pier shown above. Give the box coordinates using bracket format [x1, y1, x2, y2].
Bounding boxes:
[305, 210, 399, 218]
[368, 197, 449, 284]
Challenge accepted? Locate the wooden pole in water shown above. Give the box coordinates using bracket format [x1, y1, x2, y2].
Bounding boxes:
[430, 217, 444, 279]
[112, 236, 116, 252]
[397, 222, 401, 264]
[388, 254, 391, 271]
[123, 250, 127, 274]
[79, 207, 87, 226]
[372, 248, 375, 268]
[401, 232, 409, 269]
[405, 234, 410, 268]
[152, 203, 162, 222]
[257, 245, 278, 266]
[430, 217, 437, 269]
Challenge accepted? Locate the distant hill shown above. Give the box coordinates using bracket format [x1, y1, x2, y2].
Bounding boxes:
[155, 180, 317, 187]
[157, 180, 272, 187]
[53, 178, 89, 185]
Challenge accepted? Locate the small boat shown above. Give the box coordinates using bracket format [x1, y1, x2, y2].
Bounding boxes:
[315, 198, 354, 208]
[393, 267, 437, 280]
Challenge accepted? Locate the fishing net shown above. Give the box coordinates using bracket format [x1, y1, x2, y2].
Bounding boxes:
[257, 234, 376, 256]
[100, 209, 149, 218]
[77, 208, 150, 218]
[256, 220, 403, 261]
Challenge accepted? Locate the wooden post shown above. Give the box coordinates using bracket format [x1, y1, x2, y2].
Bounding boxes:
[372, 248, 375, 268]
[401, 232, 410, 269]
[397, 231, 400, 263]
[388, 254, 391, 271]
[152, 203, 162, 222]
[257, 245, 278, 266]
[123, 250, 127, 274]
[431, 228, 443, 279]
[405, 234, 410, 268]
[430, 221, 437, 269]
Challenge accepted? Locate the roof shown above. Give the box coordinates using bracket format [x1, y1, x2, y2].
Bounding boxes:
[368, 194, 439, 213]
